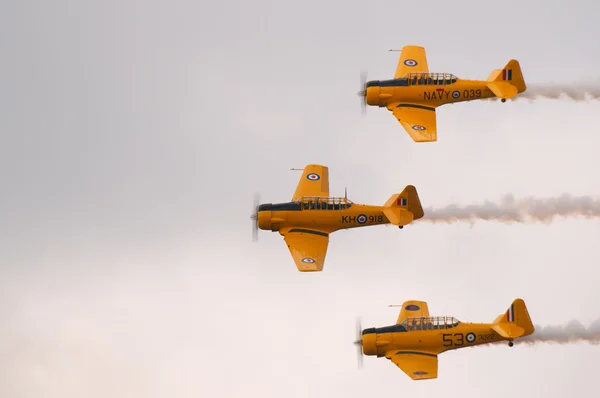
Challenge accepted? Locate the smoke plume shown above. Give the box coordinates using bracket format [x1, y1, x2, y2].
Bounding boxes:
[486, 82, 600, 102]
[520, 319, 600, 345]
[421, 194, 600, 224]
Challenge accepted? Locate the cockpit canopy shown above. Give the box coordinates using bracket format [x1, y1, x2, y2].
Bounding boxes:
[399, 316, 460, 331]
[295, 196, 353, 210]
[405, 72, 458, 86]
[365, 73, 459, 88]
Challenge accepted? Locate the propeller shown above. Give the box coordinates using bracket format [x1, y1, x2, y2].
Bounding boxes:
[353, 317, 364, 369]
[357, 70, 367, 114]
[250, 192, 260, 242]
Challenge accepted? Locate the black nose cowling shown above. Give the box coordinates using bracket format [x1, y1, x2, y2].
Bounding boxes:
[257, 203, 273, 212]
[258, 202, 302, 212]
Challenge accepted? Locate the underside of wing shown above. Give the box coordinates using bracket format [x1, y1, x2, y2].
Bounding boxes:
[282, 228, 329, 272]
[292, 165, 329, 201]
[394, 45, 429, 78]
[391, 104, 437, 142]
[396, 300, 430, 324]
[388, 351, 438, 380]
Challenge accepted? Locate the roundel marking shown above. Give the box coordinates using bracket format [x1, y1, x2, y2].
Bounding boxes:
[405, 304, 421, 311]
[466, 332, 476, 343]
[404, 59, 418, 67]
[306, 173, 320, 181]
[301, 258, 316, 264]
[357, 214, 368, 224]
[412, 125, 426, 131]
[413, 371, 428, 375]
[452, 90, 460, 99]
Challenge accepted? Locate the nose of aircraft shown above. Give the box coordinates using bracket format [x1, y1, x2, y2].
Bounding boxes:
[365, 85, 381, 106]
[353, 319, 378, 369]
[257, 210, 271, 231]
[361, 328, 378, 356]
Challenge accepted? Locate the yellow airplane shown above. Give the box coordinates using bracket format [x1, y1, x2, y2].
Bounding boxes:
[358, 45, 527, 142]
[354, 298, 534, 380]
[250, 164, 424, 272]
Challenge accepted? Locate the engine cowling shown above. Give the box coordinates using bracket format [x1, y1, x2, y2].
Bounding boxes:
[365, 84, 393, 108]
[257, 210, 273, 231]
[361, 328, 378, 356]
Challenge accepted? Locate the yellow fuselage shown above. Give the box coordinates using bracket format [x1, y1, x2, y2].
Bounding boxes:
[257, 202, 409, 234]
[366, 78, 496, 109]
[362, 322, 508, 357]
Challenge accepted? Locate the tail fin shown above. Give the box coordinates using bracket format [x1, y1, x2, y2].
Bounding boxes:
[487, 59, 526, 100]
[383, 185, 424, 226]
[492, 298, 534, 339]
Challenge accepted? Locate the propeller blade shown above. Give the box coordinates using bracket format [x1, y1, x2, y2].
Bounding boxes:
[354, 317, 364, 369]
[358, 70, 367, 115]
[251, 192, 260, 242]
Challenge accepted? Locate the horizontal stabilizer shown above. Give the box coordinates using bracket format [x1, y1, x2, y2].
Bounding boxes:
[487, 81, 518, 100]
[492, 322, 525, 339]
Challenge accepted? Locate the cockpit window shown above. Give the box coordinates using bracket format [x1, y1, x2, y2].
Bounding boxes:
[405, 73, 459, 86]
[399, 316, 460, 331]
[296, 197, 354, 210]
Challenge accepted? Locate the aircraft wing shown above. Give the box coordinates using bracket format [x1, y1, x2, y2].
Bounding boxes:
[292, 164, 329, 201]
[394, 45, 429, 78]
[396, 301, 430, 323]
[388, 351, 438, 380]
[281, 228, 329, 272]
[391, 104, 437, 142]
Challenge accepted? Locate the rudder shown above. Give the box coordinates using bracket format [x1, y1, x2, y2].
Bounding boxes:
[487, 59, 527, 99]
[383, 185, 424, 226]
[492, 298, 534, 339]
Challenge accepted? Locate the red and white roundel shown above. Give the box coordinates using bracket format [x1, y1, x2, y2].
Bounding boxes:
[412, 125, 426, 131]
[357, 214, 367, 224]
[452, 90, 460, 99]
[306, 173, 320, 181]
[404, 59, 418, 67]
[302, 258, 315, 264]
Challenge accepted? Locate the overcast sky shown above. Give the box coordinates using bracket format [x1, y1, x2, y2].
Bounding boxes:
[3, 0, 600, 396]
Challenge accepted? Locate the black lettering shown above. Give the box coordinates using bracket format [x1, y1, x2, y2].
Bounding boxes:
[442, 334, 452, 346]
[368, 215, 374, 222]
[463, 90, 468, 98]
[378, 215, 383, 222]
[424, 92, 431, 100]
[342, 216, 348, 223]
[476, 89, 481, 98]
[454, 333, 464, 346]
[349, 216, 356, 223]
[444, 91, 450, 99]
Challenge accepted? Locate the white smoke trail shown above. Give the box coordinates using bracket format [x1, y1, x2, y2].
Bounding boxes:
[519, 319, 600, 345]
[485, 82, 600, 102]
[421, 194, 600, 224]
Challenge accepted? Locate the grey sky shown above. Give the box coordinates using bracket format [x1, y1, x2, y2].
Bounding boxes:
[3, 0, 600, 396]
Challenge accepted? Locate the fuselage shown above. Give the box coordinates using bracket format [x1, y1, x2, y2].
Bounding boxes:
[365, 73, 496, 109]
[362, 319, 506, 357]
[257, 200, 392, 234]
